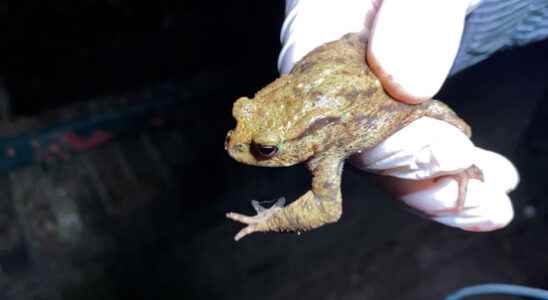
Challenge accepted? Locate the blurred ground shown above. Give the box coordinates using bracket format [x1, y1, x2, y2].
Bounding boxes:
[0, 2, 547, 300]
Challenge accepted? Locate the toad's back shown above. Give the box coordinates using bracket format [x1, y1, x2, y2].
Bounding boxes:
[287, 33, 470, 151]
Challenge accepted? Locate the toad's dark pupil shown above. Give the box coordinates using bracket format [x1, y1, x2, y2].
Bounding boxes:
[257, 145, 277, 157]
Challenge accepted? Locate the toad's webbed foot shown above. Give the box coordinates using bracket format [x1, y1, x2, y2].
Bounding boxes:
[226, 198, 286, 241]
[431, 165, 484, 216]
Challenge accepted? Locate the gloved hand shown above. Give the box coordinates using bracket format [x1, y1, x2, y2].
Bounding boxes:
[278, 0, 519, 231]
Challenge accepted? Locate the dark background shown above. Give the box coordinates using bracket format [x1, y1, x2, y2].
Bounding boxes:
[0, 1, 547, 300]
[0, 1, 282, 115]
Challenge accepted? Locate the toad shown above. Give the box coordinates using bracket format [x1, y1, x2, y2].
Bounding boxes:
[224, 33, 481, 241]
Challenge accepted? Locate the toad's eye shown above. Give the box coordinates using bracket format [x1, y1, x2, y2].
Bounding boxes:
[251, 143, 278, 159]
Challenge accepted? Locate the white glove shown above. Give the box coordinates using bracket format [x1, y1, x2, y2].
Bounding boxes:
[352, 117, 517, 231]
[278, 0, 519, 231]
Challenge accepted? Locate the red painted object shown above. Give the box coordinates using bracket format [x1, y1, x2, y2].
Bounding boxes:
[64, 130, 113, 151]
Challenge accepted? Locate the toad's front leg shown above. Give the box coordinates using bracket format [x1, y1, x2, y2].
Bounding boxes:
[226, 156, 344, 241]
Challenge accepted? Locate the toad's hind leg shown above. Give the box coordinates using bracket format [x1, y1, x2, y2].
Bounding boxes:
[431, 165, 484, 216]
[408, 100, 484, 215]
[414, 100, 471, 137]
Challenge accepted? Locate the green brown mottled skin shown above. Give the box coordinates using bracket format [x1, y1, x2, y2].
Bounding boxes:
[225, 33, 473, 241]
